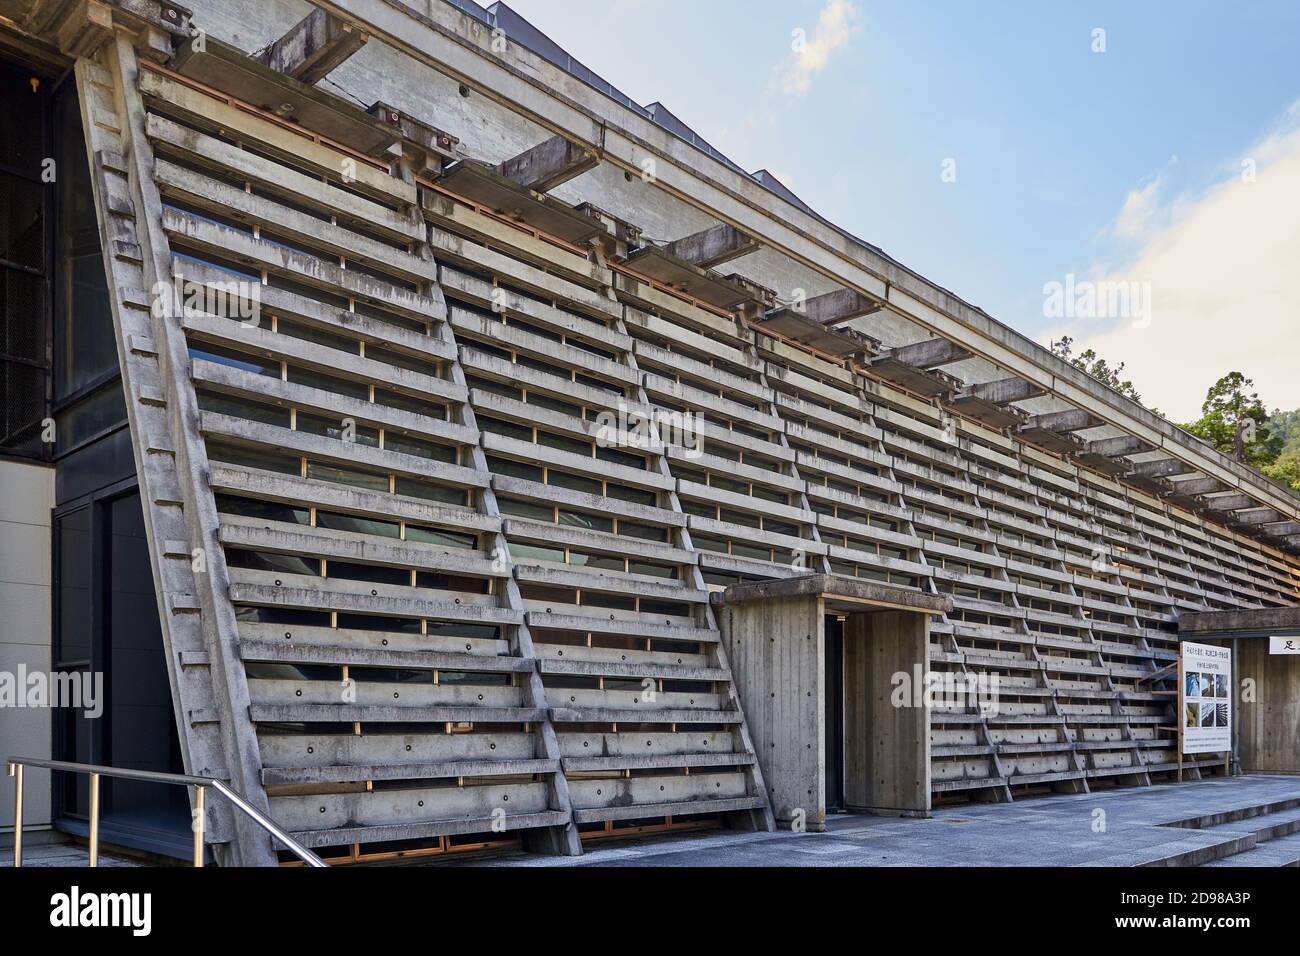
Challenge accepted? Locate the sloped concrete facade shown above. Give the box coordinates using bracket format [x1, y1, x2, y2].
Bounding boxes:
[4, 0, 1298, 865]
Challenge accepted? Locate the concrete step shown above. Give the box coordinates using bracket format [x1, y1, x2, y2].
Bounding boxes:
[1202, 829, 1300, 867]
[1163, 795, 1300, 831]
[1139, 802, 1300, 867]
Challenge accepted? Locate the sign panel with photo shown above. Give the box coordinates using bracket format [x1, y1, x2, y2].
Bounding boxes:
[1180, 641, 1231, 755]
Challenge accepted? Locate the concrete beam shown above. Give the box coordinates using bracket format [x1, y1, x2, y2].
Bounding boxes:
[1166, 477, 1225, 497]
[1181, 606, 1300, 633]
[954, 376, 1046, 406]
[16, 0, 115, 59]
[1021, 409, 1103, 434]
[1201, 493, 1257, 512]
[713, 573, 951, 614]
[1231, 509, 1283, 526]
[1127, 457, 1197, 480]
[257, 8, 369, 85]
[796, 287, 883, 327]
[1262, 520, 1300, 537]
[1085, 435, 1150, 458]
[882, 337, 971, 369]
[663, 222, 758, 269]
[497, 133, 599, 193]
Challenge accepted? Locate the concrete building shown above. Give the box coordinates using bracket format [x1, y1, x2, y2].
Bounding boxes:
[1, 0, 1297, 865]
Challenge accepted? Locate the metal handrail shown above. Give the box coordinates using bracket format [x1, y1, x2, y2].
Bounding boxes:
[6, 756, 327, 868]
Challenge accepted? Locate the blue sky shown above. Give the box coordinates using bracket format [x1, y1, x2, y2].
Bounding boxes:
[502, 0, 1300, 420]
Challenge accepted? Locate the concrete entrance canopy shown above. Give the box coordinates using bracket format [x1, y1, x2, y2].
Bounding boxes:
[712, 575, 952, 831]
[1179, 607, 1300, 775]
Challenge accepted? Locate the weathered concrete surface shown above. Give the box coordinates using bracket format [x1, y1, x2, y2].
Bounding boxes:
[796, 287, 881, 326]
[257, 8, 368, 84]
[663, 222, 757, 268]
[959, 375, 1045, 405]
[876, 337, 970, 369]
[498, 133, 598, 193]
[712, 574, 951, 615]
[1021, 408, 1103, 433]
[721, 592, 825, 830]
[844, 611, 930, 817]
[1180, 607, 1300, 633]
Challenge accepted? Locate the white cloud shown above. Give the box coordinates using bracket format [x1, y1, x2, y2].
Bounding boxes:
[779, 0, 858, 95]
[1041, 104, 1300, 421]
[1111, 171, 1165, 242]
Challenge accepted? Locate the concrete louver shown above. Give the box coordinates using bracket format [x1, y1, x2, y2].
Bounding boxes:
[497, 133, 599, 193]
[663, 223, 758, 269]
[257, 8, 368, 85]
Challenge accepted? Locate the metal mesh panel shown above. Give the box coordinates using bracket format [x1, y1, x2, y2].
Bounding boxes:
[3, 267, 45, 361]
[1, 254, 48, 451]
[0, 96, 49, 452]
[0, 169, 45, 270]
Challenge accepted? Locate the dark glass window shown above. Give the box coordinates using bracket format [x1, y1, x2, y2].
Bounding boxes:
[51, 78, 120, 455]
[0, 59, 49, 453]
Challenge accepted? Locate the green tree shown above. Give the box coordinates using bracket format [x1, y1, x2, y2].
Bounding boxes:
[1180, 372, 1281, 467]
[1267, 407, 1300, 457]
[1263, 454, 1300, 493]
[1050, 336, 1150, 408]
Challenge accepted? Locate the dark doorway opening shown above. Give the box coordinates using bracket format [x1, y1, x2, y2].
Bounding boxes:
[824, 615, 844, 812]
[53, 483, 191, 858]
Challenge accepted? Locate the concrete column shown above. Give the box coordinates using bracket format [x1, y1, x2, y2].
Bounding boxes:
[1237, 639, 1300, 774]
[722, 594, 825, 831]
[844, 611, 931, 816]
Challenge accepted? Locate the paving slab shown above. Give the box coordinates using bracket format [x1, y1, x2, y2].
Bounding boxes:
[487, 775, 1300, 867]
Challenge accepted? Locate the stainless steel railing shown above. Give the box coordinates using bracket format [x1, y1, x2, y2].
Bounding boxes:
[6, 756, 327, 868]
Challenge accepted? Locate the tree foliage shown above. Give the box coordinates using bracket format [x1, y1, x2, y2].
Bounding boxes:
[1045, 340, 1300, 494]
[1264, 454, 1300, 493]
[1179, 372, 1281, 467]
[1045, 340, 1300, 492]
[1050, 336, 1150, 408]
